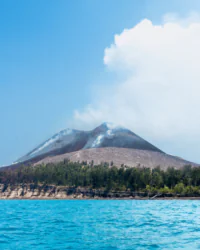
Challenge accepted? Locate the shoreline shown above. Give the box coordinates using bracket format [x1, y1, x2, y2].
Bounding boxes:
[0, 197, 200, 200]
[1, 184, 200, 200]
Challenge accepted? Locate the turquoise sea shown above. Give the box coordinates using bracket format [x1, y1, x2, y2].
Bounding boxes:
[0, 200, 200, 249]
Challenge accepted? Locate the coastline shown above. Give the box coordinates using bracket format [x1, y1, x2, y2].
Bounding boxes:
[0, 184, 200, 200]
[1, 197, 200, 200]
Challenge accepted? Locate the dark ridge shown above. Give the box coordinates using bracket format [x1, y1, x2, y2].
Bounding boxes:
[10, 122, 162, 167]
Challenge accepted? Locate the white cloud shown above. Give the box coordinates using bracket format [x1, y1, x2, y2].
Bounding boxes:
[72, 14, 200, 162]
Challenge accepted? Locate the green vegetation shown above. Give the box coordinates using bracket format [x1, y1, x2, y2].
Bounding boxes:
[1, 161, 200, 196]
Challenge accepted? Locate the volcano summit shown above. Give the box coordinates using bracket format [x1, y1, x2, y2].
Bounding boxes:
[17, 122, 162, 163]
[11, 122, 196, 170]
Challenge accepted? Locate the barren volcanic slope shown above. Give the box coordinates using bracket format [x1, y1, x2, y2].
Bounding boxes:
[13, 122, 197, 169]
[35, 147, 197, 170]
[17, 122, 162, 163]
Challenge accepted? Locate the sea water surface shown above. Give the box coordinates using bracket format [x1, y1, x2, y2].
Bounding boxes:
[0, 200, 200, 249]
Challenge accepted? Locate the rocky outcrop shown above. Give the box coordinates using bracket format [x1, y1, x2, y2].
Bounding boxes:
[0, 184, 199, 199]
[0, 184, 149, 199]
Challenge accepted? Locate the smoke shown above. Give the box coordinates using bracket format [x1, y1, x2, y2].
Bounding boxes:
[72, 13, 200, 162]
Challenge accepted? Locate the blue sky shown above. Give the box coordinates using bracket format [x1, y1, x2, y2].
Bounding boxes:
[1, 0, 200, 165]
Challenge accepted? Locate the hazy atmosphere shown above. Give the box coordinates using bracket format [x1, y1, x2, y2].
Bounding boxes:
[1, 0, 200, 165]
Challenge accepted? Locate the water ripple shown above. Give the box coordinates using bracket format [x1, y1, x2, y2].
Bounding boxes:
[0, 200, 199, 249]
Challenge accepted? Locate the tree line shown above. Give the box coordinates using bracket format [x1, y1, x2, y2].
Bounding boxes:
[1, 161, 200, 195]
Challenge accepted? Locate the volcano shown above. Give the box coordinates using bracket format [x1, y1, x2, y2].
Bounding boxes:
[9, 122, 197, 169]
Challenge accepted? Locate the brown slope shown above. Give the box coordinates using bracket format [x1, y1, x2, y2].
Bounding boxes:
[34, 147, 198, 170]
